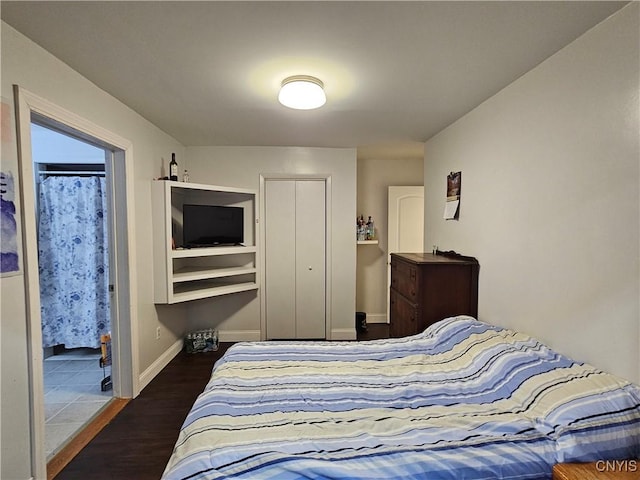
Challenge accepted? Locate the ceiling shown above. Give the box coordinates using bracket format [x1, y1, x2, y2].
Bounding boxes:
[1, 1, 628, 159]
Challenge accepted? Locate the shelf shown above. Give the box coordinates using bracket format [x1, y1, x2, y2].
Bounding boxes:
[162, 179, 256, 196]
[172, 245, 257, 258]
[152, 180, 258, 304]
[173, 266, 257, 283]
[357, 240, 379, 245]
[172, 281, 258, 302]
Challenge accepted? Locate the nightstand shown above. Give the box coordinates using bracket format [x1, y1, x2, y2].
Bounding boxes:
[553, 462, 640, 480]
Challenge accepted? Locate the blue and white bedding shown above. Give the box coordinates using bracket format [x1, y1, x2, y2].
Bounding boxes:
[163, 316, 640, 479]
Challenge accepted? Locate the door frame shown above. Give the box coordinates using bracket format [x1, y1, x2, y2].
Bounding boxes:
[259, 174, 332, 340]
[387, 186, 424, 323]
[13, 86, 139, 477]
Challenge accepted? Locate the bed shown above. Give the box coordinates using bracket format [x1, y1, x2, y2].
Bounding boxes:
[162, 316, 640, 479]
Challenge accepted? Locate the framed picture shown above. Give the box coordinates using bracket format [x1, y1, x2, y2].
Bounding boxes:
[444, 171, 461, 220]
[1, 98, 22, 276]
[447, 171, 461, 198]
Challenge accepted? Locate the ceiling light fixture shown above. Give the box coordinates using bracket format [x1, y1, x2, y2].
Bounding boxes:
[278, 75, 326, 110]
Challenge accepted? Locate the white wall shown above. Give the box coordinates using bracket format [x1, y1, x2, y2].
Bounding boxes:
[356, 157, 423, 322]
[423, 4, 639, 383]
[1, 22, 186, 479]
[185, 146, 357, 340]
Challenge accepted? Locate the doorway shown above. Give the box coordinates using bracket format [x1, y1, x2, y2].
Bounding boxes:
[14, 86, 137, 479]
[31, 121, 114, 460]
[387, 186, 424, 322]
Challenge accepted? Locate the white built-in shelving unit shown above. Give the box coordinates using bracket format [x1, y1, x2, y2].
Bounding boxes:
[152, 180, 258, 304]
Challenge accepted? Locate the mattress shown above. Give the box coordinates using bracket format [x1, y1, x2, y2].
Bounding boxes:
[163, 316, 640, 479]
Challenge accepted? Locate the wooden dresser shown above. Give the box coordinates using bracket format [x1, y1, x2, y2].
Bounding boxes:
[389, 252, 479, 337]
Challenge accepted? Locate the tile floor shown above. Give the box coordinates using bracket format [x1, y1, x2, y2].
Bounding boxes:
[43, 349, 112, 460]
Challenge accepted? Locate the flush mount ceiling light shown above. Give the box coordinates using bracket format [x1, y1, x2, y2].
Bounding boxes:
[278, 75, 326, 110]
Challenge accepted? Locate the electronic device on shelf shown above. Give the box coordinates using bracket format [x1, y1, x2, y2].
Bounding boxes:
[182, 204, 244, 248]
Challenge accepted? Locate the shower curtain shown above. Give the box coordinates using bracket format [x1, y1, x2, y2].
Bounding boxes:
[38, 176, 110, 349]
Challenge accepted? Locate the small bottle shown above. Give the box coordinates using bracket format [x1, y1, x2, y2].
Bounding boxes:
[169, 153, 178, 181]
[366, 216, 374, 240]
[357, 215, 365, 241]
[182, 169, 189, 183]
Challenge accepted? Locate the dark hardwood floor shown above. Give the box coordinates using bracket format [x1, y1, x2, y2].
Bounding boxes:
[55, 324, 389, 479]
[55, 344, 232, 480]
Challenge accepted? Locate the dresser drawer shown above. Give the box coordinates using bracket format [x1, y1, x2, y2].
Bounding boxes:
[390, 289, 419, 337]
[391, 258, 418, 302]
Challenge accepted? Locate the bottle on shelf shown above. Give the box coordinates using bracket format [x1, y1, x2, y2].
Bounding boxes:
[182, 169, 190, 183]
[169, 153, 178, 181]
[357, 215, 366, 241]
[366, 216, 375, 240]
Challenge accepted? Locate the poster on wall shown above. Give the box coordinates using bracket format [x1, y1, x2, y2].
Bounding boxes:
[1, 98, 22, 276]
[443, 171, 461, 220]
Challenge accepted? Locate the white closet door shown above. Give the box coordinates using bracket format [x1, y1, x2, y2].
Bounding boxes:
[295, 180, 326, 338]
[265, 180, 297, 339]
[264, 178, 326, 339]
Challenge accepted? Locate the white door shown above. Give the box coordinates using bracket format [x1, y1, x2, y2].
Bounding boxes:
[265, 179, 326, 339]
[294, 180, 326, 338]
[387, 186, 424, 321]
[265, 180, 296, 338]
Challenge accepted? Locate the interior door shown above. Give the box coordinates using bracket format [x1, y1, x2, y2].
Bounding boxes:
[264, 178, 327, 339]
[295, 180, 326, 338]
[387, 186, 424, 322]
[264, 180, 297, 339]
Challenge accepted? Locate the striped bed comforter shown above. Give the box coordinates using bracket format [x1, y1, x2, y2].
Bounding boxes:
[162, 316, 640, 479]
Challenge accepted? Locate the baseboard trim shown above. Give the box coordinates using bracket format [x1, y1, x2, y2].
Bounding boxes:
[138, 338, 184, 392]
[46, 398, 129, 480]
[365, 313, 388, 324]
[331, 328, 357, 341]
[218, 329, 261, 342]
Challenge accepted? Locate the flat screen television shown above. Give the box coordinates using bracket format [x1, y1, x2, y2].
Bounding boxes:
[182, 204, 244, 247]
